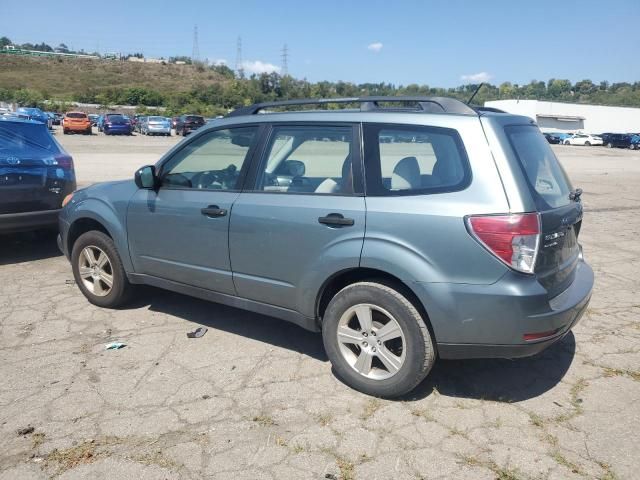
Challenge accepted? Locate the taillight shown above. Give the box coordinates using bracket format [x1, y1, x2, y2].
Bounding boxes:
[466, 213, 540, 274]
[55, 154, 74, 169]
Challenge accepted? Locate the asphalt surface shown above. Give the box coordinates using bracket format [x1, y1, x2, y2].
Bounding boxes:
[0, 129, 639, 479]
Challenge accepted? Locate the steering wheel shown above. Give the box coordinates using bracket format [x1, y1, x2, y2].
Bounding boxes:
[192, 171, 222, 189]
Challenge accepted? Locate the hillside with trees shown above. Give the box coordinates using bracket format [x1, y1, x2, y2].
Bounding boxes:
[1, 35, 640, 116]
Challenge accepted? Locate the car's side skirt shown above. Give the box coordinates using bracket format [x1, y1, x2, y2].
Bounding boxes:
[127, 273, 320, 332]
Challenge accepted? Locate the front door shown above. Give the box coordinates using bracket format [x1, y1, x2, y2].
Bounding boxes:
[229, 124, 366, 317]
[127, 126, 260, 295]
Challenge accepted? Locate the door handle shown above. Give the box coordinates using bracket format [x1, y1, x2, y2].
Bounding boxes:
[201, 205, 227, 217]
[318, 213, 355, 227]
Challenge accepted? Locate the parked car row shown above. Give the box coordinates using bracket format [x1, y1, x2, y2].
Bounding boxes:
[544, 131, 640, 149]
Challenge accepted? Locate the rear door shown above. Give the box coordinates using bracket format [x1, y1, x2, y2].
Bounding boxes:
[228, 123, 365, 315]
[0, 121, 74, 214]
[505, 124, 583, 297]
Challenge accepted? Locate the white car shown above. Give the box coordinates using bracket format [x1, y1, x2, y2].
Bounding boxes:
[564, 134, 603, 146]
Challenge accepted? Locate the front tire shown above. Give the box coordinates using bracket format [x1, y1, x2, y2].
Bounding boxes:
[585, 141, 591, 146]
[71, 231, 132, 308]
[322, 282, 436, 398]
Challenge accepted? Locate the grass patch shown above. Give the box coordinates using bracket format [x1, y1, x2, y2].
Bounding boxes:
[45, 440, 99, 473]
[529, 412, 545, 428]
[360, 399, 381, 420]
[32, 432, 45, 449]
[336, 457, 355, 480]
[410, 408, 434, 422]
[603, 367, 640, 381]
[252, 414, 276, 427]
[315, 412, 333, 426]
[551, 450, 583, 475]
[133, 451, 181, 470]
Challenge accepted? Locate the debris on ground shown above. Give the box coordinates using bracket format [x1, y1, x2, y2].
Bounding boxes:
[65, 279, 75, 285]
[105, 342, 126, 350]
[17, 426, 35, 436]
[186, 327, 208, 339]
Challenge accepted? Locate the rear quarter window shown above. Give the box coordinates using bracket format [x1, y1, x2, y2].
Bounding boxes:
[505, 125, 572, 210]
[363, 123, 471, 196]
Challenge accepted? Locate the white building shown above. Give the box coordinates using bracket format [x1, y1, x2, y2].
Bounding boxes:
[484, 99, 640, 134]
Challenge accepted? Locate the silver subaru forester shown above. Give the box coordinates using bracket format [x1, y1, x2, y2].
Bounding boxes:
[58, 97, 593, 397]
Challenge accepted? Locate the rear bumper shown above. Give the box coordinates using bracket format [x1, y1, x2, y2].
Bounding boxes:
[0, 209, 60, 234]
[65, 125, 91, 131]
[415, 260, 594, 359]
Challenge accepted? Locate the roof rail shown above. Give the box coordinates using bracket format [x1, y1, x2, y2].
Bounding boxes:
[226, 96, 478, 117]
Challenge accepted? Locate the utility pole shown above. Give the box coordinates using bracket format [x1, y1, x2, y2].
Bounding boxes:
[236, 36, 244, 78]
[281, 43, 289, 76]
[192, 25, 200, 63]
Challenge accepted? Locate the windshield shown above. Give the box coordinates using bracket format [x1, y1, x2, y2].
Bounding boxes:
[0, 122, 60, 154]
[186, 116, 204, 122]
[149, 116, 165, 122]
[506, 125, 572, 210]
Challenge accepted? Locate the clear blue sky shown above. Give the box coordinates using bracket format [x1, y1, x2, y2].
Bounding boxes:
[2, 0, 638, 87]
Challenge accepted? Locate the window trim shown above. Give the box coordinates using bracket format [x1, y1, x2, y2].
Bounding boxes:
[362, 122, 472, 197]
[243, 122, 365, 197]
[156, 124, 265, 192]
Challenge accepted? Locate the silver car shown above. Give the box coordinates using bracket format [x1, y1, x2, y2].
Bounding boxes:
[58, 96, 593, 397]
[142, 116, 171, 136]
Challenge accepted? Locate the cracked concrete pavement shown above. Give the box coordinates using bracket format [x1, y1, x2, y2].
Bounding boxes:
[1, 132, 639, 479]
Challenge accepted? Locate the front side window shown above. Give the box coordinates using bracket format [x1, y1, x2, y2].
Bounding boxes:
[161, 127, 257, 190]
[256, 125, 354, 195]
[363, 124, 470, 195]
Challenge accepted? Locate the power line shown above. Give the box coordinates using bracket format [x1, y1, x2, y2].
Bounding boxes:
[281, 44, 289, 76]
[192, 25, 200, 62]
[236, 36, 244, 77]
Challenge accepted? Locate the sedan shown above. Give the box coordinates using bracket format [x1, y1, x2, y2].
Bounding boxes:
[142, 116, 171, 136]
[563, 134, 603, 146]
[0, 117, 76, 234]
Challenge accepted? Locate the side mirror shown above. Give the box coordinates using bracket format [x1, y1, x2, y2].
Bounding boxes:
[135, 165, 157, 189]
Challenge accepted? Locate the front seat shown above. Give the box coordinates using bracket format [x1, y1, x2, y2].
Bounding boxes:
[315, 155, 352, 194]
[391, 156, 421, 190]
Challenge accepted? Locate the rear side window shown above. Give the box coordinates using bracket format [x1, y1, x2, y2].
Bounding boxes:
[363, 124, 470, 195]
[505, 125, 572, 210]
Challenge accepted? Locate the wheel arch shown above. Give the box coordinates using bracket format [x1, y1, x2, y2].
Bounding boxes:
[67, 217, 113, 256]
[315, 267, 438, 346]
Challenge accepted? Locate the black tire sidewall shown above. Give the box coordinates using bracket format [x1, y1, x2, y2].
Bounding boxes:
[71, 231, 130, 308]
[322, 282, 435, 398]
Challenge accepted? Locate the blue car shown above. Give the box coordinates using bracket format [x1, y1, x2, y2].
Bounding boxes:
[16, 107, 52, 129]
[629, 134, 640, 150]
[0, 117, 76, 233]
[102, 113, 132, 135]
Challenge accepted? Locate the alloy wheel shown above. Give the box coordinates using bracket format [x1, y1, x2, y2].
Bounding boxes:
[336, 303, 406, 380]
[78, 246, 114, 297]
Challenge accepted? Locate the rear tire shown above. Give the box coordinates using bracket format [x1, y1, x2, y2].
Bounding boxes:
[71, 231, 132, 308]
[322, 281, 436, 398]
[607, 143, 613, 148]
[585, 141, 591, 146]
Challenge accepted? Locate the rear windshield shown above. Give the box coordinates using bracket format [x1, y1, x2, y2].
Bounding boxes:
[66, 112, 87, 119]
[0, 121, 60, 153]
[505, 125, 572, 210]
[106, 115, 125, 121]
[186, 116, 204, 122]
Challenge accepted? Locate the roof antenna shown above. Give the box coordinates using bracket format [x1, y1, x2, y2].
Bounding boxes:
[466, 82, 484, 105]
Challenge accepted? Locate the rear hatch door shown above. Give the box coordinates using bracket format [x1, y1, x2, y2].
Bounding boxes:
[0, 122, 70, 213]
[505, 124, 583, 298]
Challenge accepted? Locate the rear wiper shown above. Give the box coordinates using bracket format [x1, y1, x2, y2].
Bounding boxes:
[569, 188, 583, 201]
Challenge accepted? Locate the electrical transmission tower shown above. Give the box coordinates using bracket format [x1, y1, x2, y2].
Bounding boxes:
[236, 36, 244, 77]
[192, 25, 200, 63]
[281, 44, 289, 76]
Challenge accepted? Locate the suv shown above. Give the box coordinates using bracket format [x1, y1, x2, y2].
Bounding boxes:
[600, 133, 631, 148]
[175, 114, 205, 136]
[1, 117, 76, 234]
[57, 97, 593, 397]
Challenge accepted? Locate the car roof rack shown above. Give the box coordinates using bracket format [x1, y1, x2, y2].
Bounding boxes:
[226, 96, 478, 117]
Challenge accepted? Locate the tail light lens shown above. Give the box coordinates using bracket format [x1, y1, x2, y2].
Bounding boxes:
[466, 213, 540, 274]
[57, 154, 73, 169]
